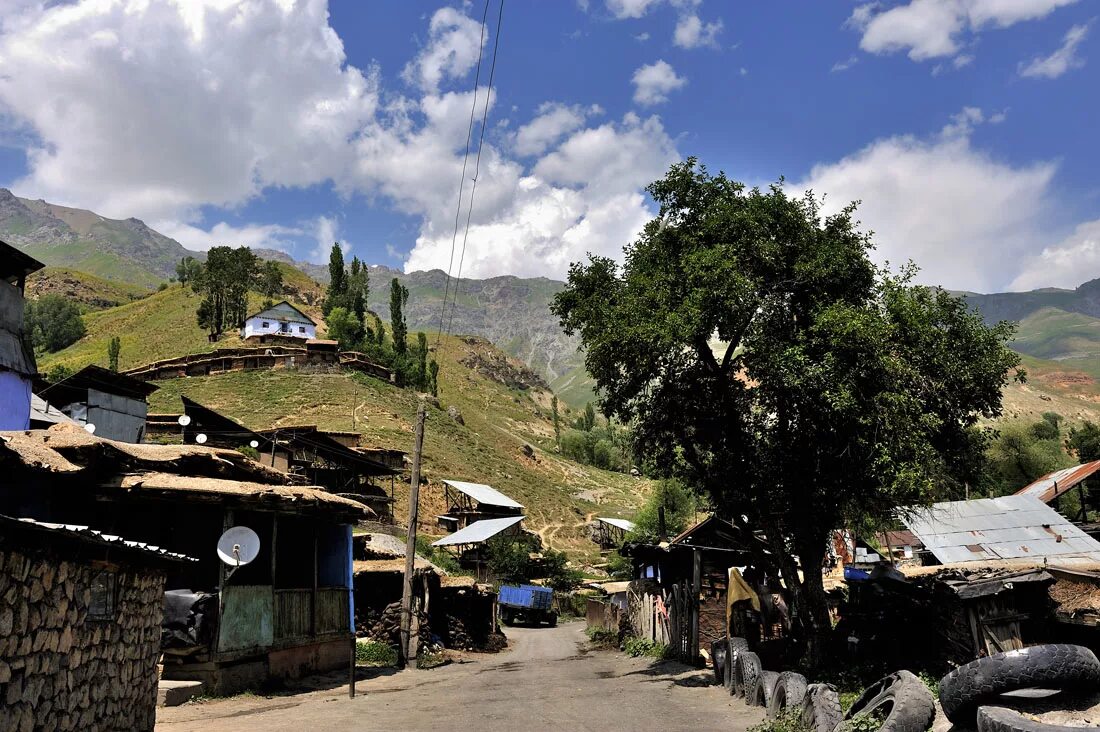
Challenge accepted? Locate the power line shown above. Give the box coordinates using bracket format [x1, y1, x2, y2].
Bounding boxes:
[435, 0, 492, 350]
[446, 0, 505, 338]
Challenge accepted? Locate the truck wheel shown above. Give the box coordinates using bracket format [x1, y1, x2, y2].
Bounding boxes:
[801, 683, 844, 732]
[725, 637, 749, 695]
[844, 670, 936, 732]
[939, 645, 1100, 725]
[767, 672, 808, 720]
[753, 670, 780, 708]
[734, 651, 762, 701]
[548, 612, 558, 627]
[501, 609, 513, 626]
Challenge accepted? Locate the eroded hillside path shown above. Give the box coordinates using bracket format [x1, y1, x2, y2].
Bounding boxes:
[156, 624, 762, 732]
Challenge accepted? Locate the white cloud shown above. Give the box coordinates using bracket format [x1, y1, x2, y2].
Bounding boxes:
[631, 60, 687, 106]
[634, 31, 651, 41]
[0, 0, 377, 224]
[311, 215, 344, 262]
[673, 13, 722, 49]
[831, 55, 860, 72]
[401, 6, 486, 93]
[851, 0, 1079, 62]
[1019, 23, 1090, 79]
[513, 102, 601, 157]
[1011, 219, 1100, 290]
[792, 108, 1058, 292]
[155, 220, 303, 253]
[606, 0, 663, 19]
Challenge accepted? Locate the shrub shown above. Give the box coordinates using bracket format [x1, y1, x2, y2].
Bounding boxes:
[623, 638, 667, 658]
[355, 640, 398, 667]
[749, 710, 810, 732]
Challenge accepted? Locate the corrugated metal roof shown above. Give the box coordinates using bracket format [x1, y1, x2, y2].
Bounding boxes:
[1016, 461, 1100, 504]
[442, 479, 524, 509]
[597, 517, 636, 532]
[431, 515, 525, 547]
[901, 495, 1100, 566]
[5, 515, 196, 562]
[30, 394, 75, 425]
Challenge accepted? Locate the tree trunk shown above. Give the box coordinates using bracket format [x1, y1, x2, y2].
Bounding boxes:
[795, 538, 833, 668]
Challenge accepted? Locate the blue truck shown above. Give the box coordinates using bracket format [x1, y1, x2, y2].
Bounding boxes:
[498, 584, 558, 627]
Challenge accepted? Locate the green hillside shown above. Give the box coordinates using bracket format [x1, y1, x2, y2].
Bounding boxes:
[26, 267, 150, 310]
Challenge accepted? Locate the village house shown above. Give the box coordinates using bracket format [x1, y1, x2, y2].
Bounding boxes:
[0, 512, 194, 732]
[0, 239, 44, 431]
[0, 426, 370, 696]
[240, 300, 316, 342]
[40, 364, 158, 443]
[436, 479, 524, 532]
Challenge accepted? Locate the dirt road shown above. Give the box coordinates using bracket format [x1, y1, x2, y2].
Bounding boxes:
[156, 623, 763, 732]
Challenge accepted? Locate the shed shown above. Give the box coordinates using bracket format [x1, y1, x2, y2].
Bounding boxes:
[437, 478, 523, 531]
[1016, 461, 1100, 521]
[901, 495, 1100, 566]
[0, 426, 369, 695]
[591, 517, 636, 550]
[42, 364, 159, 443]
[0, 513, 193, 731]
[0, 239, 43, 430]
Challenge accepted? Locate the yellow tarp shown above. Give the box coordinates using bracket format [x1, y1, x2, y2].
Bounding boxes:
[726, 567, 761, 627]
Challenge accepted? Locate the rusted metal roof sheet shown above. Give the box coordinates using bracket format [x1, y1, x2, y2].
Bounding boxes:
[901, 495, 1100, 566]
[1015, 461, 1100, 504]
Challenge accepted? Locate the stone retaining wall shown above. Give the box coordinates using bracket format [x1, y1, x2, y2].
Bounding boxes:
[0, 548, 166, 732]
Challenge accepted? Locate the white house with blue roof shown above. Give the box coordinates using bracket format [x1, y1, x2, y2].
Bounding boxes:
[240, 300, 317, 341]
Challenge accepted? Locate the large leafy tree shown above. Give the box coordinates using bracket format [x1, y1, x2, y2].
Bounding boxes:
[24, 295, 85, 353]
[552, 159, 1022, 658]
[194, 246, 257, 336]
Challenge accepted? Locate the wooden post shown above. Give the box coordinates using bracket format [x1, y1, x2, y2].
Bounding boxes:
[691, 549, 702, 666]
[399, 402, 428, 668]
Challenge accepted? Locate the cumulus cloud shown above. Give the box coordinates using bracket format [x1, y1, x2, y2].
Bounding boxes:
[0, 0, 377, 224]
[1019, 23, 1091, 79]
[673, 12, 722, 49]
[1011, 219, 1100, 290]
[401, 6, 487, 93]
[631, 60, 687, 106]
[513, 102, 602, 157]
[605, 0, 663, 19]
[850, 0, 1079, 63]
[156, 220, 303, 253]
[792, 108, 1058, 292]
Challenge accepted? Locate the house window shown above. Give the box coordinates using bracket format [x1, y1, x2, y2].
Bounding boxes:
[262, 321, 270, 329]
[299, 326, 306, 333]
[88, 570, 116, 621]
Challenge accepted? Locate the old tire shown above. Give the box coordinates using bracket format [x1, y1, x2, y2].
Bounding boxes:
[501, 608, 514, 626]
[734, 651, 762, 701]
[939, 645, 1100, 725]
[977, 706, 1088, 732]
[802, 683, 844, 732]
[712, 640, 728, 686]
[752, 670, 781, 708]
[845, 670, 936, 732]
[547, 612, 558, 627]
[767, 672, 809, 720]
[725, 637, 750, 694]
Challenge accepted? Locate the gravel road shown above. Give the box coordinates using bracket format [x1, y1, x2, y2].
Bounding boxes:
[156, 623, 764, 731]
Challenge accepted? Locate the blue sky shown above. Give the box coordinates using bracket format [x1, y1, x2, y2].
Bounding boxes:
[0, 0, 1096, 292]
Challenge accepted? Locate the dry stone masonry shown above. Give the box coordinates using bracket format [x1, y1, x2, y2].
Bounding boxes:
[0, 547, 166, 732]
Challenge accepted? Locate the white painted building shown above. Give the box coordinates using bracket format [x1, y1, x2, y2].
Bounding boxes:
[240, 301, 317, 341]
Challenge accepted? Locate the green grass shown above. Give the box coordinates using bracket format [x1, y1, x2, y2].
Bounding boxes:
[355, 640, 398, 667]
[1012, 307, 1100, 361]
[27, 267, 150, 310]
[21, 240, 166, 289]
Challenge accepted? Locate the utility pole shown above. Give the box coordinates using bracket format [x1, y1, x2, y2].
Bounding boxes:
[399, 401, 428, 668]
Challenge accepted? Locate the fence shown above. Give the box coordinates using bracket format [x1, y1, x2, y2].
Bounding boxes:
[586, 597, 622, 634]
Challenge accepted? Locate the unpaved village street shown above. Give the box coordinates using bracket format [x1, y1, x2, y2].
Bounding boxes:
[156, 623, 763, 731]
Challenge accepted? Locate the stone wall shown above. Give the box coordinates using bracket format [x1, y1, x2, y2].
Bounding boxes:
[0, 548, 166, 732]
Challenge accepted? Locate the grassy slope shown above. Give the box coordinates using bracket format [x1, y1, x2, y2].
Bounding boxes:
[26, 267, 150, 310]
[21, 241, 167, 290]
[146, 336, 647, 557]
[42, 278, 647, 558]
[38, 283, 324, 373]
[1012, 307, 1100, 361]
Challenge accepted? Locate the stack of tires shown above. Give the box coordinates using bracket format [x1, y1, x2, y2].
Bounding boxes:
[938, 644, 1100, 732]
[713, 639, 1100, 731]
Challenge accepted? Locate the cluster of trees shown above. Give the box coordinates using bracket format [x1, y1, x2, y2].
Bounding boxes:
[552, 159, 1023, 661]
[484, 535, 583, 592]
[551, 399, 635, 473]
[23, 295, 85, 353]
[179, 249, 283, 336]
[321, 244, 438, 393]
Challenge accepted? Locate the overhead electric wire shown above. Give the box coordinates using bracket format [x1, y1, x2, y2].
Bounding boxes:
[435, 0, 492, 349]
[445, 0, 505, 338]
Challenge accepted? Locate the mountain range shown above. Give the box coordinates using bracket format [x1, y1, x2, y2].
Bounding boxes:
[5, 188, 1100, 412]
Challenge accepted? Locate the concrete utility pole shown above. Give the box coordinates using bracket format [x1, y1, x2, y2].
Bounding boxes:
[399, 401, 428, 668]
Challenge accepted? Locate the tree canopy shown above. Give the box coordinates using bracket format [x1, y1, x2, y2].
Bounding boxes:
[24, 295, 86, 353]
[193, 246, 258, 336]
[551, 159, 1022, 655]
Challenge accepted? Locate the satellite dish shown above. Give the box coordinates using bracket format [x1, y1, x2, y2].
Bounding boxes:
[249, 440, 259, 449]
[84, 423, 96, 434]
[195, 433, 208, 444]
[217, 526, 261, 567]
[178, 415, 192, 427]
